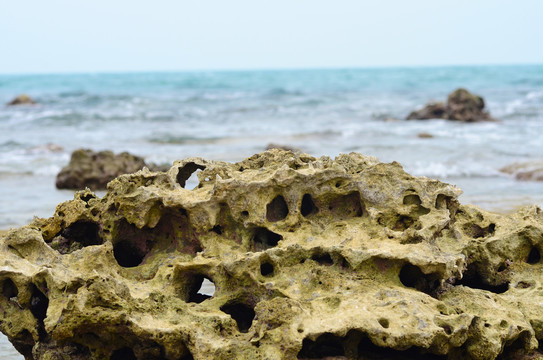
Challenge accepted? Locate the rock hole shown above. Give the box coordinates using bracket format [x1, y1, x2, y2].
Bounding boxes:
[266, 195, 289, 222]
[298, 333, 345, 358]
[441, 325, 453, 335]
[260, 262, 274, 276]
[311, 253, 333, 266]
[403, 194, 422, 206]
[176, 162, 206, 188]
[378, 318, 389, 328]
[110, 347, 137, 360]
[527, 246, 541, 264]
[80, 193, 96, 203]
[455, 263, 509, 294]
[488, 223, 496, 233]
[418, 206, 431, 215]
[30, 285, 49, 322]
[188, 276, 215, 303]
[11, 329, 34, 359]
[253, 228, 283, 252]
[501, 331, 532, 358]
[2, 278, 18, 298]
[61, 220, 103, 247]
[220, 302, 255, 333]
[399, 264, 441, 296]
[435, 194, 451, 210]
[113, 239, 147, 268]
[297, 333, 345, 358]
[327, 191, 364, 218]
[516, 281, 534, 289]
[211, 225, 222, 235]
[357, 336, 446, 359]
[241, 211, 249, 218]
[393, 215, 415, 231]
[463, 223, 495, 239]
[301, 194, 318, 217]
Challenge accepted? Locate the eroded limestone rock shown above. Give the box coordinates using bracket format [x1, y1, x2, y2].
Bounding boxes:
[1, 149, 543, 359]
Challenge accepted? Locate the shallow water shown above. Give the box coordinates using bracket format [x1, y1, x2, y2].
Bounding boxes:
[0, 65, 542, 357]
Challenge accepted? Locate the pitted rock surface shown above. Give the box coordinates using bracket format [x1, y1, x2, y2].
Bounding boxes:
[1, 150, 543, 359]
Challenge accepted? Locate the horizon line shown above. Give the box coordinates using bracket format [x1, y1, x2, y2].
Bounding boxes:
[0, 62, 541, 77]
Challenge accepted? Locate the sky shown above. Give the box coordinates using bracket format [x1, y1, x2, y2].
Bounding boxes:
[1, 0, 542, 74]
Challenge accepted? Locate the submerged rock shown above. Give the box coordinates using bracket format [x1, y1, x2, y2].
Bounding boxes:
[501, 161, 543, 181]
[408, 88, 496, 122]
[55, 149, 167, 190]
[1, 149, 543, 359]
[7, 94, 36, 106]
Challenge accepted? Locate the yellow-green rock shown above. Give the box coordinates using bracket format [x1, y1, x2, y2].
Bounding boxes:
[1, 150, 543, 359]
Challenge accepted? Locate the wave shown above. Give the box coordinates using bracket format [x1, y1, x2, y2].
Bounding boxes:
[147, 135, 223, 145]
[407, 161, 503, 179]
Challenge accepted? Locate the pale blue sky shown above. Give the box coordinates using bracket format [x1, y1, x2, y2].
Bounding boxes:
[1, 0, 541, 74]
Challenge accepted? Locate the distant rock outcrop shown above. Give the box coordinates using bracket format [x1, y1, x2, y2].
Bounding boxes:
[56, 149, 166, 190]
[2, 149, 543, 359]
[7, 94, 36, 106]
[408, 88, 496, 122]
[501, 161, 543, 181]
[265, 143, 301, 153]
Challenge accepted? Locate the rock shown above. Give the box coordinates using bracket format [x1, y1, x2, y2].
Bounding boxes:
[408, 88, 496, 122]
[407, 102, 446, 120]
[501, 161, 543, 181]
[55, 149, 166, 190]
[6, 94, 36, 106]
[265, 143, 301, 153]
[417, 132, 434, 139]
[1, 149, 543, 359]
[446, 88, 495, 122]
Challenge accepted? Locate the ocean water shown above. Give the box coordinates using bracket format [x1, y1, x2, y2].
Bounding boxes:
[0, 65, 543, 357]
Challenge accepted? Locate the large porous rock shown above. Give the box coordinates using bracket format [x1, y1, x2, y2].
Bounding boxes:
[2, 149, 543, 359]
[408, 88, 496, 122]
[55, 149, 163, 190]
[501, 160, 543, 181]
[7, 94, 36, 106]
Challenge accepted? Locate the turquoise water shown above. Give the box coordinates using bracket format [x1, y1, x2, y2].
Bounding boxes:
[1, 66, 542, 229]
[0, 65, 543, 356]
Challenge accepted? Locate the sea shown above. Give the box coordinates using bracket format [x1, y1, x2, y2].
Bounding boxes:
[0, 65, 542, 358]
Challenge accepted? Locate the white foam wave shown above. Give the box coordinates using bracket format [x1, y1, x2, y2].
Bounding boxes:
[407, 161, 502, 179]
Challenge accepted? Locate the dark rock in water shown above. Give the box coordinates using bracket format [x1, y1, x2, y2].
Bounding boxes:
[7, 94, 36, 106]
[55, 149, 165, 190]
[407, 88, 496, 122]
[407, 102, 446, 120]
[501, 161, 543, 181]
[446, 88, 495, 122]
[417, 132, 434, 139]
